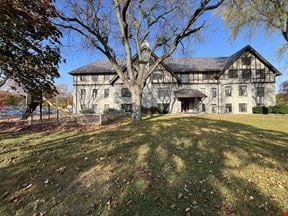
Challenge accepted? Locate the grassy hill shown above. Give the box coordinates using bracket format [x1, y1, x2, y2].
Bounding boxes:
[0, 114, 287, 215]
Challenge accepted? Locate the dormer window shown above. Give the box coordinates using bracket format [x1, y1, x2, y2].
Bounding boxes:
[180, 74, 189, 83]
[203, 73, 212, 80]
[92, 75, 98, 81]
[241, 56, 251, 65]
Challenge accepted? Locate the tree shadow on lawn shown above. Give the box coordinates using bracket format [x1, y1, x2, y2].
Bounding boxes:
[0, 116, 287, 215]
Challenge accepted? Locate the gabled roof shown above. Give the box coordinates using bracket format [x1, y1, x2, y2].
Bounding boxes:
[69, 57, 229, 75]
[222, 45, 282, 76]
[69, 60, 120, 75]
[175, 89, 207, 98]
[69, 45, 282, 77]
[109, 46, 182, 84]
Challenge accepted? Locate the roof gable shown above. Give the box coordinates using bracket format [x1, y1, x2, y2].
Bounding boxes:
[109, 46, 181, 85]
[221, 45, 281, 76]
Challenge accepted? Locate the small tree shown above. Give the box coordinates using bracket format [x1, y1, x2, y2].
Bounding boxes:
[55, 0, 224, 121]
[279, 80, 288, 100]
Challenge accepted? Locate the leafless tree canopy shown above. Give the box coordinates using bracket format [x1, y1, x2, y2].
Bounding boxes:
[55, 0, 224, 120]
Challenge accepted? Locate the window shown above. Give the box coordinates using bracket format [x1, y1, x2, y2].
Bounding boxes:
[121, 104, 132, 112]
[157, 103, 170, 113]
[80, 75, 86, 81]
[225, 86, 232, 97]
[211, 88, 217, 98]
[202, 104, 206, 112]
[121, 88, 131, 97]
[152, 71, 164, 82]
[158, 88, 169, 97]
[228, 70, 238, 79]
[92, 104, 97, 112]
[104, 74, 110, 81]
[256, 69, 266, 79]
[212, 104, 217, 113]
[225, 104, 232, 113]
[239, 85, 247, 96]
[203, 73, 211, 80]
[180, 74, 189, 83]
[80, 89, 86, 100]
[241, 56, 251, 65]
[104, 104, 109, 110]
[242, 69, 251, 79]
[239, 103, 247, 112]
[92, 89, 97, 98]
[92, 75, 98, 81]
[104, 89, 109, 98]
[256, 87, 265, 97]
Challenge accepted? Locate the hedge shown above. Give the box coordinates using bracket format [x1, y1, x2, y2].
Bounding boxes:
[253, 104, 288, 114]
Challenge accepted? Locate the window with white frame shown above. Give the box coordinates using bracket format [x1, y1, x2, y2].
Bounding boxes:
[225, 104, 232, 113]
[92, 75, 98, 81]
[212, 104, 217, 113]
[256, 87, 265, 97]
[225, 86, 232, 97]
[239, 85, 247, 96]
[92, 104, 97, 112]
[104, 104, 109, 110]
[239, 103, 247, 112]
[80, 89, 86, 100]
[211, 88, 217, 98]
[92, 89, 97, 98]
[180, 74, 189, 83]
[104, 89, 109, 98]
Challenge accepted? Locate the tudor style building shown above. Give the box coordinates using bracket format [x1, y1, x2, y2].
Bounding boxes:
[70, 45, 281, 114]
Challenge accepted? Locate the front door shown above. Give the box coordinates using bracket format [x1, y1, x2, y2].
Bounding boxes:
[181, 98, 200, 112]
[181, 99, 189, 112]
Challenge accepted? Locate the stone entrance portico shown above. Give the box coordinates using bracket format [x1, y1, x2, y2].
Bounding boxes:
[175, 89, 207, 113]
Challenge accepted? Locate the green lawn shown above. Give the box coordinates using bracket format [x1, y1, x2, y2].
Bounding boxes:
[0, 114, 287, 215]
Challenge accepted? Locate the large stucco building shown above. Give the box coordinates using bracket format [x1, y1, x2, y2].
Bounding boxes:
[69, 45, 281, 114]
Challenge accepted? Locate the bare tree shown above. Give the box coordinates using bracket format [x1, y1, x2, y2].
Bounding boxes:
[55, 0, 224, 121]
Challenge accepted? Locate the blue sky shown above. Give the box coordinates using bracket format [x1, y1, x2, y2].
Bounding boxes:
[56, 14, 288, 92]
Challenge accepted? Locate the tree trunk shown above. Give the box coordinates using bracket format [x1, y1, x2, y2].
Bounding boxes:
[131, 88, 142, 122]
